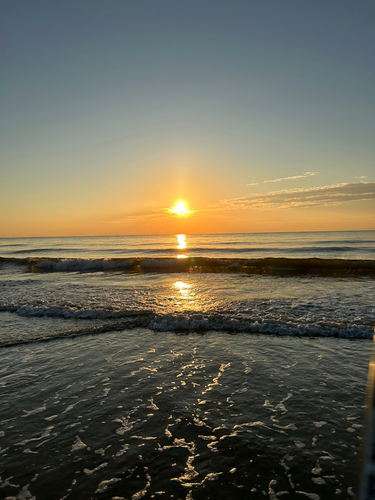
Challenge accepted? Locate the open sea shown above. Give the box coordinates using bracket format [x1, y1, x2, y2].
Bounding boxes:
[1, 231, 374, 499]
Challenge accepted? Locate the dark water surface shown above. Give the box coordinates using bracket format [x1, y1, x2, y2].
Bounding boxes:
[0, 329, 371, 499]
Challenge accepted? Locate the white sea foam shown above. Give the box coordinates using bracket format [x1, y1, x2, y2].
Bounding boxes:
[2, 301, 372, 341]
[131, 473, 151, 499]
[71, 436, 87, 451]
[95, 477, 121, 494]
[147, 314, 373, 339]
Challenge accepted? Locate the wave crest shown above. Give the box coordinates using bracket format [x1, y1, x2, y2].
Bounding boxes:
[1, 256, 374, 276]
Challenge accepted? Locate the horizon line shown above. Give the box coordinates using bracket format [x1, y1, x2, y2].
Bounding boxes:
[1, 229, 374, 239]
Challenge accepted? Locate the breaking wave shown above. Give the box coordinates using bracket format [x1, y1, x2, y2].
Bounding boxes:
[1, 256, 374, 276]
[0, 301, 373, 346]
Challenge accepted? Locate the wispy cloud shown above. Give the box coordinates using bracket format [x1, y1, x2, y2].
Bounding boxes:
[212, 182, 375, 211]
[103, 206, 197, 224]
[103, 181, 375, 225]
[355, 175, 374, 181]
[246, 171, 318, 186]
[102, 209, 168, 224]
[263, 171, 318, 184]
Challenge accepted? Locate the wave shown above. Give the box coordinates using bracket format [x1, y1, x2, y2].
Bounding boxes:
[0, 306, 372, 346]
[0, 304, 153, 320]
[147, 313, 373, 339]
[166, 246, 374, 254]
[314, 239, 375, 245]
[1, 256, 374, 276]
[0, 257, 133, 272]
[286, 246, 373, 253]
[3, 245, 375, 257]
[0, 243, 28, 248]
[11, 248, 87, 254]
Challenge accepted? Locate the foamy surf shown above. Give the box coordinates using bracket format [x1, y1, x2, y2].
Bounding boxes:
[0, 276, 373, 344]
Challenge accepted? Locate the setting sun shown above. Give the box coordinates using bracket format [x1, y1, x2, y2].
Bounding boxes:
[170, 201, 191, 217]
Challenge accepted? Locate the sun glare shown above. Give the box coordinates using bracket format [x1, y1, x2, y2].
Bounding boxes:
[177, 234, 186, 249]
[170, 201, 190, 217]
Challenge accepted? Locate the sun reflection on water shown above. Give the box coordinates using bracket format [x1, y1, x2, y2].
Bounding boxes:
[172, 280, 196, 308]
[177, 234, 188, 259]
[174, 280, 191, 292]
[177, 234, 186, 249]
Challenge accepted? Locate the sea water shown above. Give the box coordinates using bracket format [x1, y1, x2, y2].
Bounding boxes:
[0, 231, 374, 499]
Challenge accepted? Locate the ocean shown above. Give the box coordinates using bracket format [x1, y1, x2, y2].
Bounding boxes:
[1, 231, 374, 499]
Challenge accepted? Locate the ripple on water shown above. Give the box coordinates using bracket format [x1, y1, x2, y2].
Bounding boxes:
[0, 329, 371, 499]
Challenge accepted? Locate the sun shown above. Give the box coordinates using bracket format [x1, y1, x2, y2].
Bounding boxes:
[173, 201, 187, 215]
[170, 201, 191, 217]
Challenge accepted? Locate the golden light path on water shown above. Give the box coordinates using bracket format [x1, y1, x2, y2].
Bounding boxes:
[173, 280, 196, 309]
[177, 234, 186, 249]
[177, 234, 188, 259]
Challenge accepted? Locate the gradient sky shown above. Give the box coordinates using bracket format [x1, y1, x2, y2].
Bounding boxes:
[1, 0, 374, 236]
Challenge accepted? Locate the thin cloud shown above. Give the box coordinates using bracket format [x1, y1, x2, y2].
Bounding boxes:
[103, 207, 198, 224]
[355, 175, 374, 181]
[211, 182, 375, 211]
[104, 181, 374, 224]
[101, 208, 168, 224]
[263, 171, 318, 183]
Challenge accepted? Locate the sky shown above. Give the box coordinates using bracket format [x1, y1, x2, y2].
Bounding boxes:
[1, 0, 374, 237]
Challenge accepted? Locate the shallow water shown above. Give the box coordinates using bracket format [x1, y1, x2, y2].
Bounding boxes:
[0, 329, 371, 499]
[1, 270, 374, 345]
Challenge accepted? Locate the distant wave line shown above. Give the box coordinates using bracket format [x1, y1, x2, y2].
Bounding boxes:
[11, 248, 88, 254]
[4, 245, 375, 256]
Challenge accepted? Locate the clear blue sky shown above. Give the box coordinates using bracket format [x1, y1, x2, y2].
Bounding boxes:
[1, 0, 374, 236]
